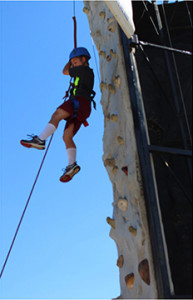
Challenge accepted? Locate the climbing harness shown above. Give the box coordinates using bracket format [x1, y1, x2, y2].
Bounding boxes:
[71, 97, 88, 127]
[63, 48, 96, 125]
[63, 78, 73, 101]
[0, 135, 54, 280]
[63, 83, 96, 127]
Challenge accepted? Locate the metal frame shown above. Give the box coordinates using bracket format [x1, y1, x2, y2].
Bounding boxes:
[120, 1, 192, 298]
[120, 29, 172, 299]
[151, 1, 192, 182]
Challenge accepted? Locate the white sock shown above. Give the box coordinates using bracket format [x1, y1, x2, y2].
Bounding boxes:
[38, 123, 56, 140]
[67, 148, 77, 165]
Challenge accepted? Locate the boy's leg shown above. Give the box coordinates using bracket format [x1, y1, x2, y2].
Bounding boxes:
[39, 108, 70, 140]
[38, 123, 56, 141]
[63, 123, 77, 165]
[60, 123, 80, 182]
[21, 108, 70, 149]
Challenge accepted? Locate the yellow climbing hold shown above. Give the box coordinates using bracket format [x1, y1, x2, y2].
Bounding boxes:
[125, 273, 135, 290]
[117, 136, 124, 146]
[105, 113, 110, 121]
[106, 217, 115, 229]
[112, 166, 118, 176]
[117, 255, 124, 268]
[111, 114, 118, 123]
[108, 84, 116, 94]
[113, 75, 121, 88]
[83, 7, 90, 14]
[106, 55, 112, 62]
[129, 226, 137, 237]
[99, 11, 106, 19]
[99, 50, 106, 58]
[100, 81, 107, 90]
[107, 17, 115, 24]
[110, 49, 117, 58]
[104, 158, 116, 167]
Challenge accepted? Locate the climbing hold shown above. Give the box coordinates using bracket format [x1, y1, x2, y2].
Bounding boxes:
[118, 198, 128, 212]
[104, 158, 116, 167]
[100, 82, 107, 90]
[112, 166, 118, 176]
[113, 76, 121, 88]
[83, 7, 90, 14]
[107, 17, 115, 24]
[117, 255, 124, 268]
[113, 296, 123, 300]
[106, 217, 115, 229]
[122, 216, 129, 223]
[107, 22, 116, 33]
[99, 50, 106, 58]
[99, 11, 106, 19]
[108, 84, 116, 94]
[117, 136, 124, 146]
[138, 259, 150, 286]
[105, 113, 110, 121]
[122, 166, 128, 176]
[110, 49, 117, 58]
[94, 30, 101, 37]
[106, 55, 112, 62]
[129, 226, 137, 237]
[97, 44, 101, 52]
[111, 114, 118, 123]
[125, 273, 135, 290]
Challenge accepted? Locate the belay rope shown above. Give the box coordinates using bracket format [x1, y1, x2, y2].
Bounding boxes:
[0, 135, 54, 279]
[0, 1, 79, 281]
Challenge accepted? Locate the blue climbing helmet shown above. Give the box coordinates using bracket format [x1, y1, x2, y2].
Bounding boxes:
[69, 47, 91, 61]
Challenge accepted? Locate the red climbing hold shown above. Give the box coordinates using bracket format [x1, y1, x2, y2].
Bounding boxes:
[122, 166, 128, 176]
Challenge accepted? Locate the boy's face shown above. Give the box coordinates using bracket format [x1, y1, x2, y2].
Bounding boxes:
[70, 56, 86, 68]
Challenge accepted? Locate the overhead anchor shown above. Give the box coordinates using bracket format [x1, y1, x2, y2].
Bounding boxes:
[128, 34, 139, 52]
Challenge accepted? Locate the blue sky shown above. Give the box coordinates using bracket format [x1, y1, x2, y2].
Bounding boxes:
[0, 1, 120, 299]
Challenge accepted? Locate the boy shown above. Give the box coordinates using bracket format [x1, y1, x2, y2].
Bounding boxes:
[21, 47, 95, 183]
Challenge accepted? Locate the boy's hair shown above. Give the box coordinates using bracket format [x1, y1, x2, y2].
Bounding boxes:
[70, 55, 89, 67]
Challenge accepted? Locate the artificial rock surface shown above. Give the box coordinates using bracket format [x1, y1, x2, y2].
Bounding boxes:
[84, 1, 158, 299]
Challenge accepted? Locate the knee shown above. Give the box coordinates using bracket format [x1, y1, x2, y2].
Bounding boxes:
[51, 110, 61, 121]
[50, 109, 63, 127]
[63, 131, 73, 144]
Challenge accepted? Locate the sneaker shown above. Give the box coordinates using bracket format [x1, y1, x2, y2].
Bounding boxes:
[60, 162, 81, 183]
[20, 135, 45, 150]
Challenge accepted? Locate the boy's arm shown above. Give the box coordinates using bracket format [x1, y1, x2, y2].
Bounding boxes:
[63, 61, 71, 75]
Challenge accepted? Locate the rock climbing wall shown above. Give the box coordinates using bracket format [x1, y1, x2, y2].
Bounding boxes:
[83, 1, 158, 299]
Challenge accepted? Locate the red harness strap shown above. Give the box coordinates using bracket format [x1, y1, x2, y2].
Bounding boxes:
[77, 117, 89, 127]
[72, 16, 77, 49]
